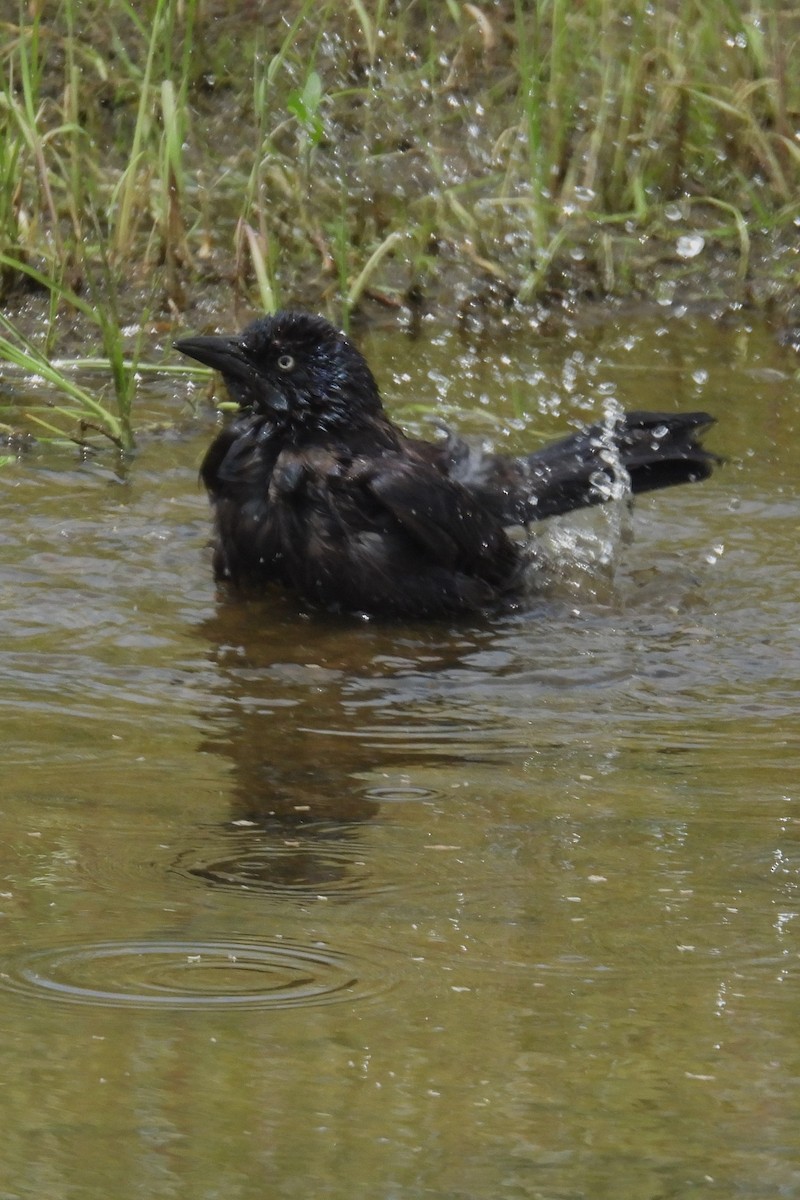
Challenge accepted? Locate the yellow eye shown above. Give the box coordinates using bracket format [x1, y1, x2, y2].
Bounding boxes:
[277, 354, 295, 371]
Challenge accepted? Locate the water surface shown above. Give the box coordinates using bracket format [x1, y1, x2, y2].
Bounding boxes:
[1, 309, 798, 1198]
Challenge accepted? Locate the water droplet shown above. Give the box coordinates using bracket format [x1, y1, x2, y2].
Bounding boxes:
[676, 234, 705, 259]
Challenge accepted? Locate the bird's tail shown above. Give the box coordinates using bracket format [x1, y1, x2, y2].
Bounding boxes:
[520, 410, 718, 520]
[446, 411, 718, 525]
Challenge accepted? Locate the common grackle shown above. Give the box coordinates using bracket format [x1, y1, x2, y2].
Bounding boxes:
[175, 311, 717, 617]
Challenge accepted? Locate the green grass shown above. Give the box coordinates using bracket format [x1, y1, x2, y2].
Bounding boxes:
[0, 0, 798, 447]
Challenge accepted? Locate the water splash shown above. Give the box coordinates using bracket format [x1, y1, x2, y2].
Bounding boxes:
[524, 397, 635, 604]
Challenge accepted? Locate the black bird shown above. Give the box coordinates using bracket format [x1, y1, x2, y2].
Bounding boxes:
[175, 311, 717, 617]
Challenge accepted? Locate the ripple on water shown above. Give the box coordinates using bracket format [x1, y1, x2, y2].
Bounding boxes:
[171, 826, 406, 901]
[0, 938, 389, 1011]
[361, 784, 440, 804]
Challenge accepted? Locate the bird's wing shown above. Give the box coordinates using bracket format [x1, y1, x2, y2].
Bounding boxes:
[362, 455, 517, 585]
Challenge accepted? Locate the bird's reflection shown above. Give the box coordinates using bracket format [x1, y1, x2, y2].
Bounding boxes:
[183, 595, 484, 898]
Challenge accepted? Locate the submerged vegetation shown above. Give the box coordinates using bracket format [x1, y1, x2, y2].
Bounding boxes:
[0, 0, 799, 447]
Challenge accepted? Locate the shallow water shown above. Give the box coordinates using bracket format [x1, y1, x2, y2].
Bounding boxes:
[1, 310, 798, 1199]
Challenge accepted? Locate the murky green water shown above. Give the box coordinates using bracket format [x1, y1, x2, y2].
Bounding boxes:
[1, 310, 798, 1199]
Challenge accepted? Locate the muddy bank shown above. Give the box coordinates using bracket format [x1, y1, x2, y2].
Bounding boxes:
[2, 0, 799, 454]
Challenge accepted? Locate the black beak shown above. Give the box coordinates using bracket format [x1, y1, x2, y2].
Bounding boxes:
[174, 334, 249, 377]
[174, 334, 289, 412]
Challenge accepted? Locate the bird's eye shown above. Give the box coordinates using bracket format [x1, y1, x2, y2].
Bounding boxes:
[277, 354, 295, 371]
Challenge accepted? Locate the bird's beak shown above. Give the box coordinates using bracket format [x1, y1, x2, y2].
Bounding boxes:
[174, 333, 249, 376]
[174, 334, 289, 412]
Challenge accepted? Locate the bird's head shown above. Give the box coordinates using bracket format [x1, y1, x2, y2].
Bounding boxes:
[175, 311, 385, 434]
